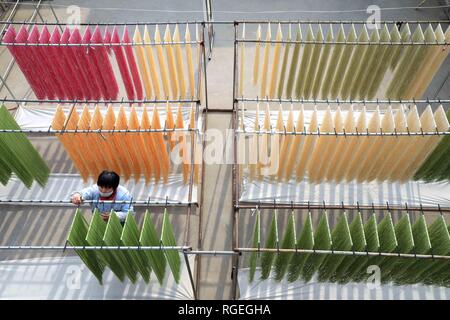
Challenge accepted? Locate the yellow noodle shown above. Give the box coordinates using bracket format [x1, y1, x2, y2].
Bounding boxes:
[295, 106, 318, 181]
[387, 105, 421, 180]
[253, 24, 261, 86]
[152, 105, 170, 182]
[284, 105, 304, 181]
[325, 105, 354, 181]
[269, 24, 282, 98]
[175, 105, 190, 184]
[315, 107, 343, 182]
[376, 105, 408, 181]
[52, 106, 89, 182]
[185, 24, 196, 99]
[363, 107, 395, 182]
[103, 105, 132, 181]
[345, 107, 380, 182]
[90, 106, 121, 175]
[133, 27, 153, 99]
[128, 106, 153, 184]
[334, 107, 367, 182]
[307, 107, 334, 183]
[276, 104, 294, 179]
[164, 25, 179, 99]
[154, 25, 171, 99]
[260, 24, 271, 98]
[141, 107, 162, 182]
[143, 26, 161, 99]
[77, 105, 104, 177]
[116, 106, 142, 182]
[173, 25, 187, 99]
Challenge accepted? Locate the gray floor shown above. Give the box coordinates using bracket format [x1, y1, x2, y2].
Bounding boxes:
[0, 0, 448, 300]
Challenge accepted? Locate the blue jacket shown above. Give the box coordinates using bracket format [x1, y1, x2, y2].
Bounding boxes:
[79, 184, 134, 221]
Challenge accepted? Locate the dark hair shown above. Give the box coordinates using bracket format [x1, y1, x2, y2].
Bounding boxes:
[97, 171, 120, 189]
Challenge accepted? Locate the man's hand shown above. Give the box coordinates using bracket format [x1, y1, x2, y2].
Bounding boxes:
[101, 212, 110, 222]
[71, 193, 83, 205]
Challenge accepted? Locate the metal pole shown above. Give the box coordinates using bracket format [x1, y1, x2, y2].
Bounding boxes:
[236, 97, 450, 104]
[0, 245, 191, 251]
[0, 20, 448, 26]
[236, 247, 450, 260]
[231, 21, 240, 301]
[232, 252, 240, 300]
[188, 250, 238, 256]
[204, 0, 214, 60]
[201, 22, 209, 111]
[0, 128, 199, 134]
[232, 20, 449, 25]
[0, 41, 201, 47]
[184, 26, 205, 244]
[0, 98, 200, 104]
[183, 250, 198, 300]
[195, 90, 208, 299]
[236, 39, 448, 46]
[236, 130, 450, 137]
[0, 199, 198, 207]
[236, 202, 450, 212]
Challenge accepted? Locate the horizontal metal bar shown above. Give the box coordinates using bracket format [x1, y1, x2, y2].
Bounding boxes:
[0, 245, 191, 251]
[236, 130, 450, 136]
[233, 20, 450, 25]
[0, 41, 200, 47]
[2, 98, 201, 104]
[0, 20, 205, 26]
[0, 20, 448, 26]
[236, 97, 450, 104]
[0, 199, 198, 207]
[236, 247, 450, 260]
[0, 128, 199, 134]
[237, 39, 448, 46]
[236, 202, 450, 212]
[187, 250, 239, 256]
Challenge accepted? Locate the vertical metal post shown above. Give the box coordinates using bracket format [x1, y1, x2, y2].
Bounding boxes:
[231, 21, 240, 300]
[196, 82, 208, 299]
[183, 250, 198, 300]
[203, 0, 214, 60]
[232, 251, 240, 300]
[201, 22, 209, 111]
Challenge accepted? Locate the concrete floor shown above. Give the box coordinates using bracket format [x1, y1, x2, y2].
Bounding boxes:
[0, 0, 448, 300]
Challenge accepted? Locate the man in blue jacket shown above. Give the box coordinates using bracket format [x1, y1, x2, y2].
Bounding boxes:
[71, 170, 133, 224]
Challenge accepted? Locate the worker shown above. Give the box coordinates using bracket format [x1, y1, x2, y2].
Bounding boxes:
[70, 170, 133, 224]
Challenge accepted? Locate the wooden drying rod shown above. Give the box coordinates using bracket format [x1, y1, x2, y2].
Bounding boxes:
[236, 202, 450, 213]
